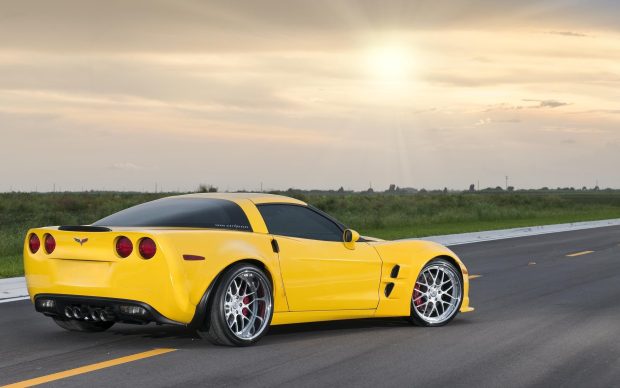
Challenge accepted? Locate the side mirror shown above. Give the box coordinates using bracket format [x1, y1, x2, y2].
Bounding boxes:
[343, 229, 360, 250]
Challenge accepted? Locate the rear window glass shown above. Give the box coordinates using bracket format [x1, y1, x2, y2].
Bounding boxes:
[92, 198, 252, 231]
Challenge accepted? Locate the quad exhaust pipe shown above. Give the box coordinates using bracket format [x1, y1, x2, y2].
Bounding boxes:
[63, 306, 114, 322]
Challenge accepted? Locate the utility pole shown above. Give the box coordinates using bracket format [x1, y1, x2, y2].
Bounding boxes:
[505, 176, 508, 190]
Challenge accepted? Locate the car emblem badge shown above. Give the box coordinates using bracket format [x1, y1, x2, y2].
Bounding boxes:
[74, 237, 89, 246]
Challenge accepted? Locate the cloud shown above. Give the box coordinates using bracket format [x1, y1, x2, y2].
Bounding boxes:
[475, 118, 491, 126]
[523, 99, 570, 108]
[547, 31, 589, 38]
[1, 1, 619, 53]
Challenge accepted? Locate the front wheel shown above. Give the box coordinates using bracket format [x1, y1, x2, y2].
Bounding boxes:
[198, 263, 273, 346]
[409, 258, 463, 327]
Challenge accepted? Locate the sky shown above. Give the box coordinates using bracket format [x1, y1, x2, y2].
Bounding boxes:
[1, 0, 619, 192]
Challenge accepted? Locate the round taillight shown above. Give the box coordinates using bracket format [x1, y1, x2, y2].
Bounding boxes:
[29, 234, 40, 253]
[116, 236, 133, 258]
[44, 234, 56, 254]
[138, 238, 156, 259]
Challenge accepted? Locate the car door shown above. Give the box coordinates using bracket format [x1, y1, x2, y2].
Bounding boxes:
[257, 204, 382, 311]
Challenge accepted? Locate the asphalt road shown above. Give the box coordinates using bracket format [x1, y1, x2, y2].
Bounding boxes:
[1, 226, 619, 387]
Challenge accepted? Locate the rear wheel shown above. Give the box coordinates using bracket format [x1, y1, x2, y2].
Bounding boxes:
[198, 263, 273, 346]
[53, 318, 114, 332]
[409, 258, 463, 327]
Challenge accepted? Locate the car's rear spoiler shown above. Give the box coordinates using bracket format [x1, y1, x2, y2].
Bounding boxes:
[58, 225, 112, 232]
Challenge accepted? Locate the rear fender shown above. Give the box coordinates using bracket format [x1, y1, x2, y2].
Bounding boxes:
[151, 230, 287, 319]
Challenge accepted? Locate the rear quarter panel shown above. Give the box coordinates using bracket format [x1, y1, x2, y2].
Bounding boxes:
[24, 228, 286, 324]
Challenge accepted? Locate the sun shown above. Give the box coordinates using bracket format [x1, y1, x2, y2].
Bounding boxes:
[364, 46, 415, 81]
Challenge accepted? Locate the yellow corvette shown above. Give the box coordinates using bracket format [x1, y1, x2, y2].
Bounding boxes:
[24, 193, 473, 346]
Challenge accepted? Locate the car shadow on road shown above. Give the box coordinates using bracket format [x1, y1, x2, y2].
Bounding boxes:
[268, 317, 410, 336]
[104, 316, 474, 347]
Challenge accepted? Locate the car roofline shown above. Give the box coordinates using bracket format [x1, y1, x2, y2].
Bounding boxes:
[173, 192, 307, 206]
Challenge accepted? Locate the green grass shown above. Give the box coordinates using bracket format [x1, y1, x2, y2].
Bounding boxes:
[2, 191, 620, 278]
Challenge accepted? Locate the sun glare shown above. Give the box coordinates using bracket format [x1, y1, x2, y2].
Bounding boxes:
[364, 46, 415, 81]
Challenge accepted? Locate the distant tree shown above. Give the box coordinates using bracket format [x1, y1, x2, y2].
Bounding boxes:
[337, 186, 344, 193]
[443, 187, 448, 194]
[419, 188, 427, 193]
[197, 184, 218, 193]
[367, 187, 374, 193]
[594, 185, 600, 191]
[507, 186, 515, 192]
[388, 184, 396, 192]
[540, 187, 549, 191]
[469, 184, 475, 192]
[582, 186, 588, 191]
[495, 186, 503, 191]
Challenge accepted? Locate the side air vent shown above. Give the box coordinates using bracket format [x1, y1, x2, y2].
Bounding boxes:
[384, 282, 395, 297]
[390, 265, 400, 278]
[58, 225, 112, 232]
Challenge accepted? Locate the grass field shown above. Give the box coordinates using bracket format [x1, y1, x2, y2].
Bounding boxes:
[2, 191, 620, 278]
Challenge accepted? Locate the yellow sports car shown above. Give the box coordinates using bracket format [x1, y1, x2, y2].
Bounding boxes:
[24, 193, 473, 346]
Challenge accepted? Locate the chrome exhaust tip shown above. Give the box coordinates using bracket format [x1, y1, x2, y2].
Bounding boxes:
[90, 309, 101, 321]
[72, 307, 83, 319]
[64, 306, 73, 318]
[99, 309, 113, 322]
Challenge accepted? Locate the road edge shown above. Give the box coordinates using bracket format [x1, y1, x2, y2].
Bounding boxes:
[412, 218, 620, 246]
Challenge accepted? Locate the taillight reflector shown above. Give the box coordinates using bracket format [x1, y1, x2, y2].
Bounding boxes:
[44, 234, 56, 254]
[116, 236, 133, 258]
[139, 238, 156, 259]
[29, 233, 40, 253]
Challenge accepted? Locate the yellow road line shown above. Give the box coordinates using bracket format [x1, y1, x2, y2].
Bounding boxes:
[566, 250, 595, 257]
[468, 274, 482, 280]
[2, 348, 176, 388]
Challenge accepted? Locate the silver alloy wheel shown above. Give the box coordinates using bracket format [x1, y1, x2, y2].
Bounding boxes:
[412, 263, 462, 324]
[223, 269, 272, 340]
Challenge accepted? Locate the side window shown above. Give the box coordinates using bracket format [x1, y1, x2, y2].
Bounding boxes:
[257, 204, 343, 242]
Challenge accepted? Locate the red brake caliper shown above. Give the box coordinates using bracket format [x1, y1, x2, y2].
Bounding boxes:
[413, 284, 423, 307]
[242, 296, 250, 317]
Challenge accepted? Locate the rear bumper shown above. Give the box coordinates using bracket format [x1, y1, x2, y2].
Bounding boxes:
[33, 294, 184, 326]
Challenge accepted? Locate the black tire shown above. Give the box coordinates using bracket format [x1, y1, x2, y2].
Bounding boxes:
[409, 258, 463, 327]
[53, 317, 115, 332]
[198, 263, 273, 346]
